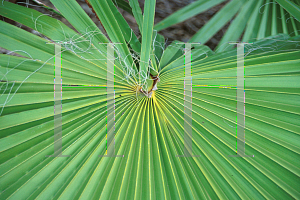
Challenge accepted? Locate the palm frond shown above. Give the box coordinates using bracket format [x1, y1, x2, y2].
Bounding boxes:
[0, 1, 299, 199]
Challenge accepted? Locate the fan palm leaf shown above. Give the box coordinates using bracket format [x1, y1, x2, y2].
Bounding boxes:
[0, 0, 299, 199]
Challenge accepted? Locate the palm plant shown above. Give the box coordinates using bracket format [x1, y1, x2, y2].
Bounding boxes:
[0, 0, 300, 199]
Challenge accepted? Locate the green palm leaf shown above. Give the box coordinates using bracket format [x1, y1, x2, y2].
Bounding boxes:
[0, 1, 300, 199]
[154, 0, 300, 52]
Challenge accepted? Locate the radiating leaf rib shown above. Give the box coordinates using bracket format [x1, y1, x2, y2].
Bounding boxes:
[115, 99, 147, 200]
[133, 100, 147, 200]
[6, 113, 106, 199]
[0, 100, 106, 154]
[158, 85, 298, 198]
[153, 104, 184, 199]
[0, 106, 106, 194]
[116, 100, 146, 199]
[153, 96, 206, 199]
[35, 118, 106, 199]
[146, 100, 156, 200]
[150, 98, 169, 199]
[78, 99, 141, 199]
[156, 118, 197, 199]
[103, 99, 146, 198]
[156, 34, 300, 199]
